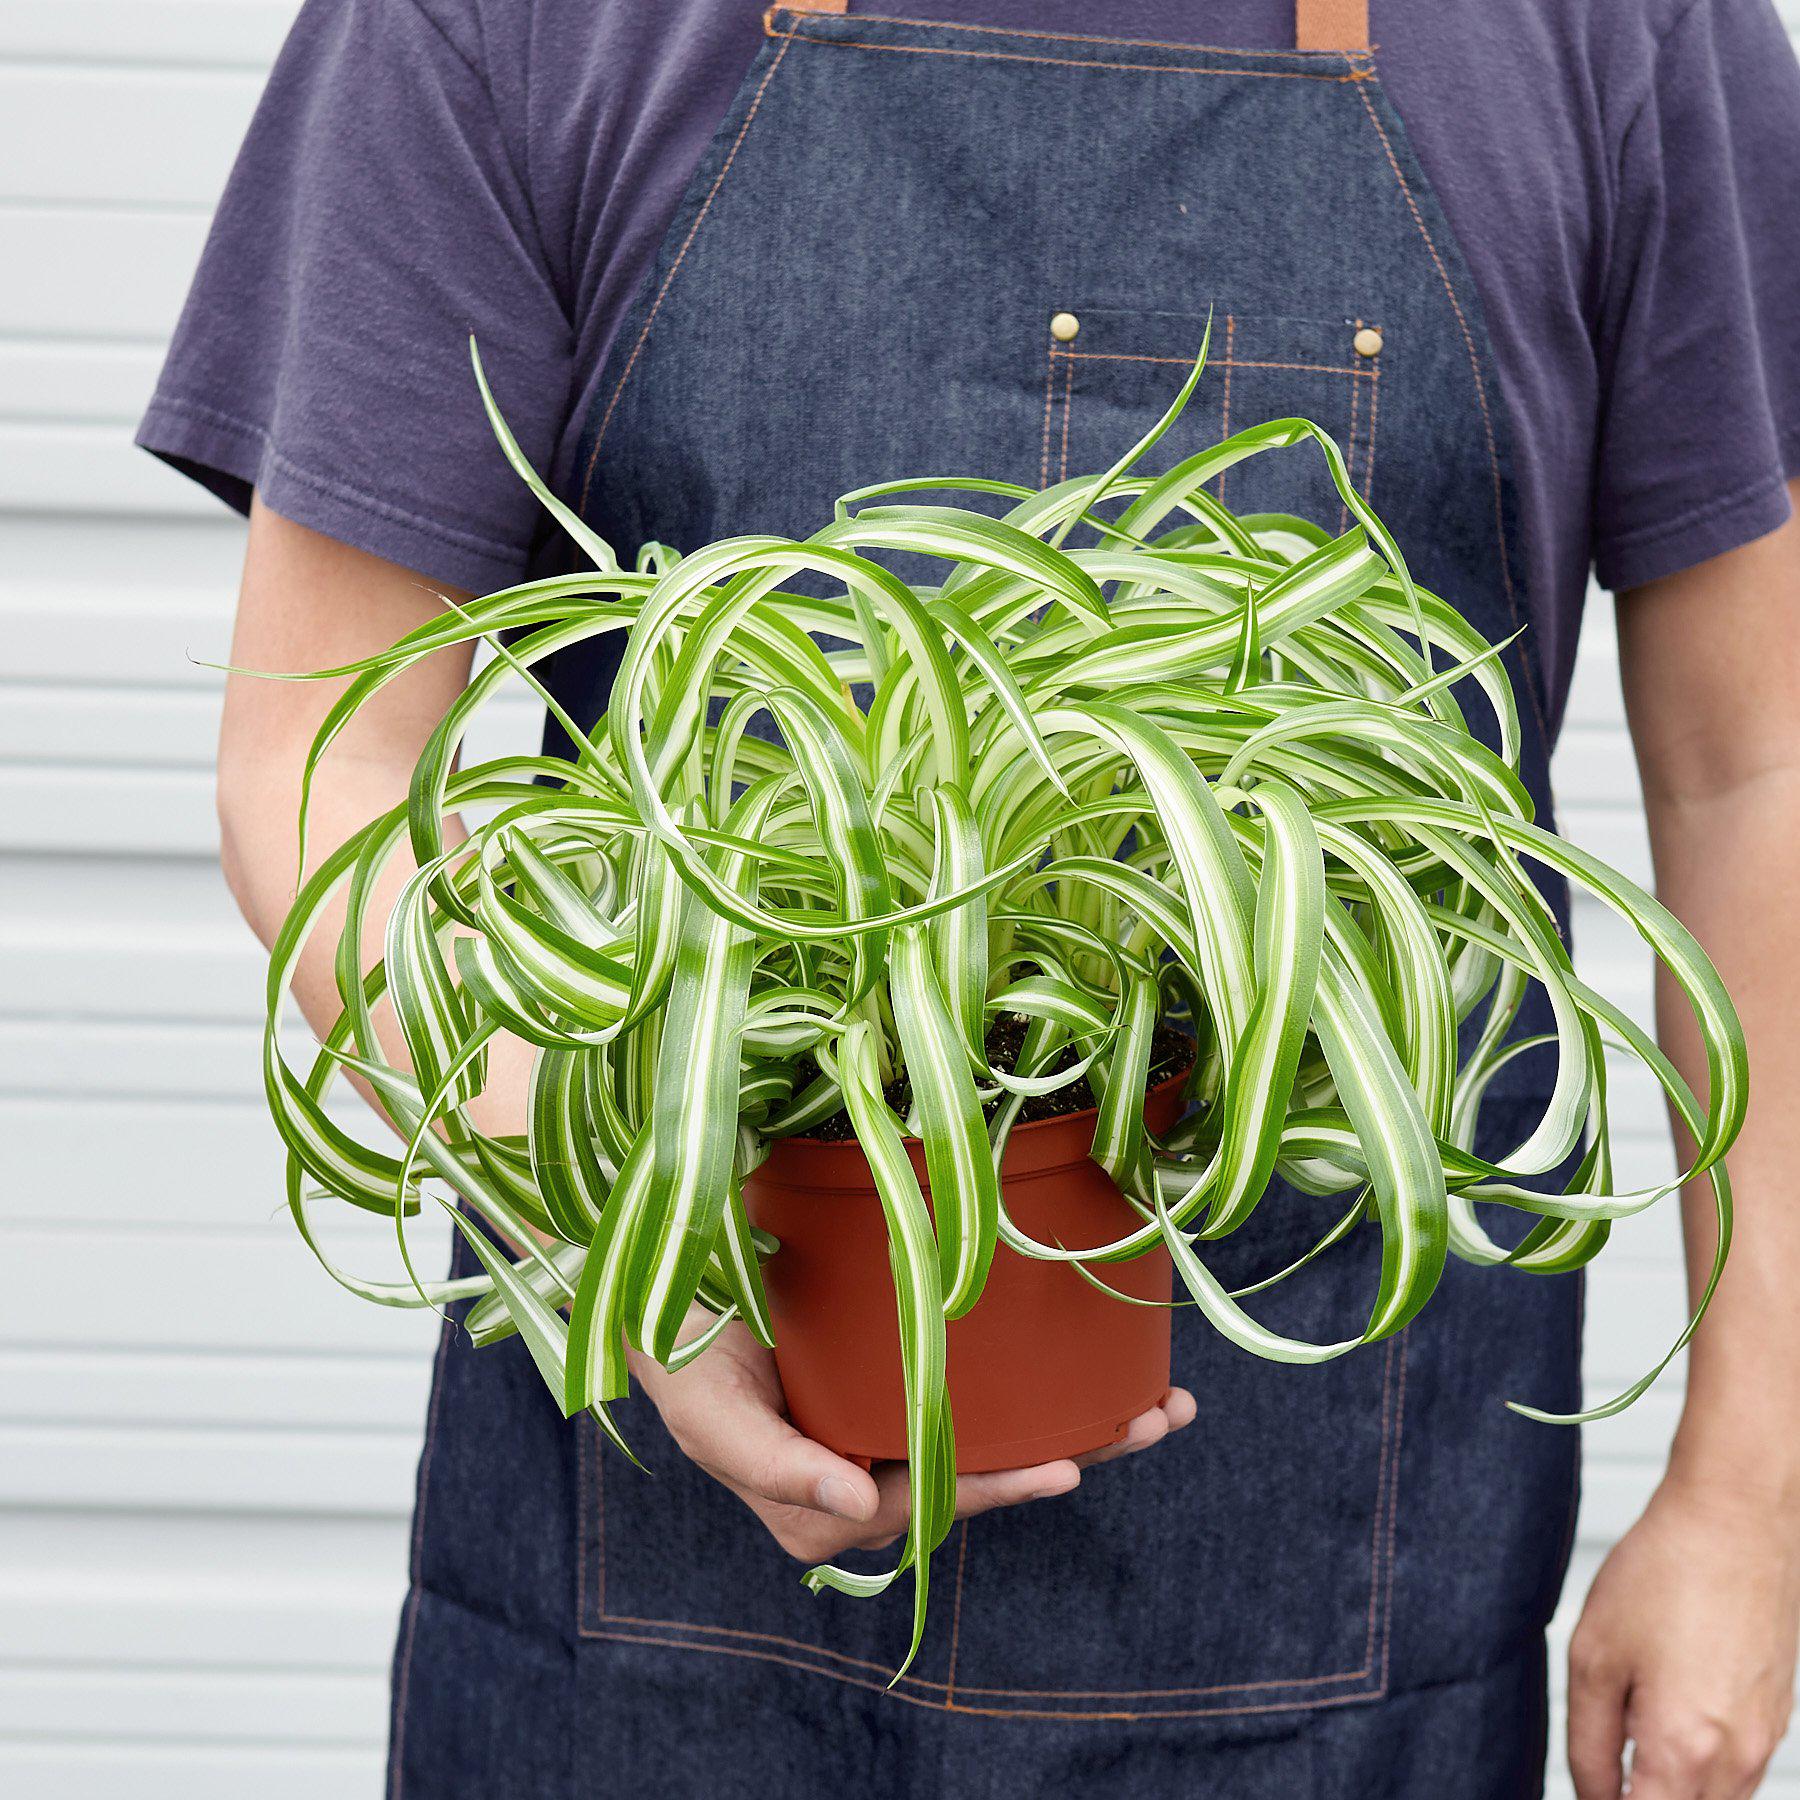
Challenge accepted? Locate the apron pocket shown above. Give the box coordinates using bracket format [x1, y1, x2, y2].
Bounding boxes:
[576, 1187, 1405, 1721]
[1040, 305, 1383, 532]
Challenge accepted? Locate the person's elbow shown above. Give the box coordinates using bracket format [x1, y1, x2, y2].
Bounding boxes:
[215, 730, 308, 944]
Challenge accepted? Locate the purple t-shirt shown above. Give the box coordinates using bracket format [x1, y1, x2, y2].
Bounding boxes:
[139, 0, 1800, 719]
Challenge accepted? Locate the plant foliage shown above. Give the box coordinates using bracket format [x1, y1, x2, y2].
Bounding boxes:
[259, 340, 1745, 1670]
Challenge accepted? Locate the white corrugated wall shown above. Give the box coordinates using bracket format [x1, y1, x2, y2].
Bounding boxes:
[0, 3, 1793, 1792]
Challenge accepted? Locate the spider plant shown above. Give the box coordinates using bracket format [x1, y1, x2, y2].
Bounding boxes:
[258, 338, 1744, 1674]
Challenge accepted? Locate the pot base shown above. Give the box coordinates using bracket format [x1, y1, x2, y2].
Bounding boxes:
[830, 1382, 1175, 1474]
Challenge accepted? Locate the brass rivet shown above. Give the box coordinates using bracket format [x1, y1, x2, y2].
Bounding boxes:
[1050, 311, 1081, 343]
[1353, 326, 1384, 358]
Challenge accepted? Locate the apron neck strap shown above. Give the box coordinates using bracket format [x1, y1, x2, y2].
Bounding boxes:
[1295, 0, 1370, 51]
[777, 2, 1371, 55]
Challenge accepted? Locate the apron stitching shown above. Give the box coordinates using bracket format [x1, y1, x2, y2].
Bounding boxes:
[770, 12, 1372, 61]
[591, 1610, 952, 1684]
[1550, 1277, 1586, 1583]
[1051, 352, 1065, 486]
[1350, 76, 1554, 750]
[944, 1520, 971, 1706]
[595, 1423, 606, 1616]
[583, 1626, 1392, 1720]
[580, 1413, 607, 1623]
[1341, 329, 1362, 534]
[766, 26, 1377, 83]
[387, 1308, 455, 1799]
[1052, 348, 1376, 379]
[1378, 1330, 1411, 1692]
[577, 34, 795, 510]
[579, 1332, 1399, 1705]
[1218, 315, 1235, 504]
[1038, 343, 1058, 489]
[1363, 351, 1382, 499]
[1358, 1332, 1397, 1672]
[589, 1600, 1381, 1698]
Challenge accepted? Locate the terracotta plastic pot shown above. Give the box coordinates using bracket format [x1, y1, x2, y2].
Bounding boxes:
[743, 1069, 1189, 1472]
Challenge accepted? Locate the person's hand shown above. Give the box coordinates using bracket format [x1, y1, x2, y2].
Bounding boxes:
[630, 1314, 1196, 1564]
[1568, 1474, 1800, 1799]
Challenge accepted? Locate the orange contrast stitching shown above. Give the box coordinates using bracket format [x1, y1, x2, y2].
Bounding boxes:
[1051, 348, 1375, 377]
[1350, 78, 1551, 745]
[769, 10, 1371, 60]
[1219, 313, 1235, 503]
[577, 1338, 1401, 1713]
[1038, 343, 1058, 489]
[765, 24, 1375, 82]
[586, 1593, 1377, 1701]
[1379, 1334, 1410, 1689]
[1057, 352, 1075, 485]
[1341, 326, 1363, 533]
[577, 34, 795, 511]
[1362, 354, 1381, 498]
[583, 1429, 941, 1687]
[584, 1624, 1393, 1721]
[1358, 1333, 1398, 1668]
[945, 1521, 970, 1706]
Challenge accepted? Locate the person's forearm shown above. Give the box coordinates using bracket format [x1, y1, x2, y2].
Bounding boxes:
[1646, 767, 1800, 1513]
[222, 753, 534, 1145]
[223, 748, 451, 1037]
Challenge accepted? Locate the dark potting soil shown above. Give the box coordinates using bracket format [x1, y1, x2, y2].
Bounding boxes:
[793, 1017, 1195, 1142]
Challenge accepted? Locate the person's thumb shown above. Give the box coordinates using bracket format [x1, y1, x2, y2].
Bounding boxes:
[670, 1373, 879, 1522]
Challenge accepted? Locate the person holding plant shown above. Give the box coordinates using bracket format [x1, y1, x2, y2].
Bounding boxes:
[140, 1, 1800, 1795]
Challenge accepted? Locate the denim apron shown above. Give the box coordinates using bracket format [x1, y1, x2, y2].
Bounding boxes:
[387, 8, 1584, 1795]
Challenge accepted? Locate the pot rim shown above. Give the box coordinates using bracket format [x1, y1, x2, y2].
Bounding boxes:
[767, 1050, 1195, 1152]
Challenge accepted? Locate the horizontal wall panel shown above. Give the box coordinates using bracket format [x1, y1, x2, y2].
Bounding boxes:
[0, 420, 221, 518]
[0, 684, 221, 765]
[0, 1096, 368, 1227]
[0, 1346, 433, 1435]
[0, 67, 260, 209]
[0, 854, 246, 946]
[0, 604, 233, 682]
[0, 2, 291, 69]
[1548, 724, 1641, 806]
[0, 340, 163, 425]
[0, 1744, 379, 1800]
[0, 1421, 424, 1514]
[1549, 807, 1651, 886]
[0, 1668, 382, 1751]
[0, 916, 267, 1019]
[1, 1015, 272, 1095]
[0, 764, 216, 853]
[0, 510, 244, 584]
[2, 1226, 455, 1357]
[5, 1575, 401, 1681]
[0, 209, 209, 339]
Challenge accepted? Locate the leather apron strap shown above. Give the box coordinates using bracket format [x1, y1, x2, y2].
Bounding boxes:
[1295, 0, 1370, 51]
[777, 1, 1370, 54]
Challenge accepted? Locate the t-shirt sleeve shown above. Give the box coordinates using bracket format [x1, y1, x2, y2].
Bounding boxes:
[1590, 0, 1800, 593]
[136, 0, 570, 593]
